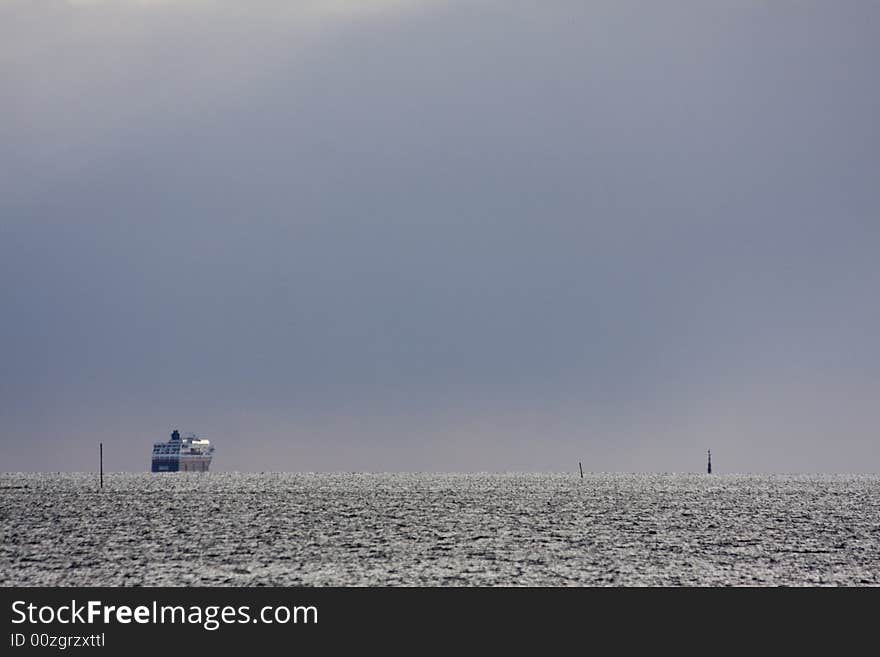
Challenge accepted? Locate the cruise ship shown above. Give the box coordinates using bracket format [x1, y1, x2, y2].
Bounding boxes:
[151, 430, 215, 472]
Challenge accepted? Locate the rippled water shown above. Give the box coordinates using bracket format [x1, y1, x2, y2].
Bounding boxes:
[1, 472, 878, 586]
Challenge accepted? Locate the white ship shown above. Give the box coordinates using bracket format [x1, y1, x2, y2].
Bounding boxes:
[151, 429, 215, 472]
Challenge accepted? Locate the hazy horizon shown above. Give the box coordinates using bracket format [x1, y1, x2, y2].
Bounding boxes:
[4, 468, 879, 475]
[2, 1, 879, 473]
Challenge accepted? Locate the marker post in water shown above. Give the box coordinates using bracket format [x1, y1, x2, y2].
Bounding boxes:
[100, 442, 103, 489]
[579, 462, 584, 479]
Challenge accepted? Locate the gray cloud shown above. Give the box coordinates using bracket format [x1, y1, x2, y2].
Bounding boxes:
[2, 1, 878, 471]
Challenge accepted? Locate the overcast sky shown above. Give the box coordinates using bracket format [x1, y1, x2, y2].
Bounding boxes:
[2, 0, 878, 472]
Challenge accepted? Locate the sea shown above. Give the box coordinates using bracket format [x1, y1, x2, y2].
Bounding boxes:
[1, 472, 878, 586]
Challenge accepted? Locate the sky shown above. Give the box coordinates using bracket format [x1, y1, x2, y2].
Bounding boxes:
[1, 0, 878, 472]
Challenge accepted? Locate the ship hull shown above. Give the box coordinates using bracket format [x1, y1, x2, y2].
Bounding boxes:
[151, 457, 178, 472]
[151, 456, 213, 472]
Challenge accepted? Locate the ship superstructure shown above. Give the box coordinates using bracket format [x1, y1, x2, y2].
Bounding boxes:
[151, 430, 214, 472]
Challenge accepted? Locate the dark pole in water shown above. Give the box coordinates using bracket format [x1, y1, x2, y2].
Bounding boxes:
[579, 462, 584, 479]
[100, 443, 103, 488]
[707, 449, 712, 475]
